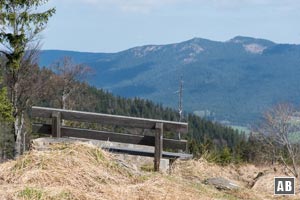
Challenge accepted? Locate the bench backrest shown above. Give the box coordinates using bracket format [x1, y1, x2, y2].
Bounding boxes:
[31, 106, 189, 171]
[32, 106, 188, 133]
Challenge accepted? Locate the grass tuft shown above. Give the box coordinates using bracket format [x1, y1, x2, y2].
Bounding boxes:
[18, 187, 43, 200]
[140, 164, 154, 172]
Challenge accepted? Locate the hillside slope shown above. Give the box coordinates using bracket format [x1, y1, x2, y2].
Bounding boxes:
[40, 36, 300, 125]
[0, 142, 297, 200]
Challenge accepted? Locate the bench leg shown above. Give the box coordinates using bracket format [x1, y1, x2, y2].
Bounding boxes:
[52, 111, 61, 138]
[154, 123, 163, 172]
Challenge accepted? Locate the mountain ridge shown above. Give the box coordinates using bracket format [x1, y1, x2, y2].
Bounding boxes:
[39, 36, 300, 125]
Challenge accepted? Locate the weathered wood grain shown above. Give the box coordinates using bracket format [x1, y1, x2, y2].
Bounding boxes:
[31, 106, 192, 171]
[154, 123, 163, 171]
[104, 146, 193, 159]
[51, 111, 61, 138]
[32, 124, 188, 151]
[32, 106, 188, 133]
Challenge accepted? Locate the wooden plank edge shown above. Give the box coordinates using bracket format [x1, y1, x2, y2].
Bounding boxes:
[31, 106, 188, 133]
[31, 124, 188, 151]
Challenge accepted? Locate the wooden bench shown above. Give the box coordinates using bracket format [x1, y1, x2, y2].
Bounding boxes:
[31, 106, 192, 171]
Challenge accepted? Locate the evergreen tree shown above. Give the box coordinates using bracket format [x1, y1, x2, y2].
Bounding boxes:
[0, 74, 13, 161]
[0, 0, 55, 156]
[0, 87, 13, 122]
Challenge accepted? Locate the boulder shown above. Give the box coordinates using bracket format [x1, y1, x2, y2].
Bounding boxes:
[204, 177, 239, 190]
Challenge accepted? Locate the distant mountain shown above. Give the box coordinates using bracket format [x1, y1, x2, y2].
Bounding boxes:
[39, 36, 300, 125]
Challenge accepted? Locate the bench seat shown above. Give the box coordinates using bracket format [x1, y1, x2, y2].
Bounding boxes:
[103, 146, 193, 160]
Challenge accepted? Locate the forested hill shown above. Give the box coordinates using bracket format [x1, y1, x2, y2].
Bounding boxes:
[36, 79, 246, 161]
[40, 36, 300, 125]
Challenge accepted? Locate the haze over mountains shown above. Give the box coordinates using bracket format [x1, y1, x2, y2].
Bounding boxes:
[39, 36, 300, 125]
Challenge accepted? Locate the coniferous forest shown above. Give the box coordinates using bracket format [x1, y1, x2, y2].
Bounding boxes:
[0, 62, 253, 165]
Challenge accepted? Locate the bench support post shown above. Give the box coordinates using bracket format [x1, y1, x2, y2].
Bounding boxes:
[154, 122, 163, 171]
[52, 111, 61, 138]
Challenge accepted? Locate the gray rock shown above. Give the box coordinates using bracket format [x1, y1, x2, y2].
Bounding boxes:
[204, 177, 239, 190]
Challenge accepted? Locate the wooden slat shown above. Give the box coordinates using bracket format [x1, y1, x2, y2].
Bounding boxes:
[104, 146, 193, 159]
[62, 127, 154, 146]
[31, 124, 188, 151]
[31, 106, 188, 133]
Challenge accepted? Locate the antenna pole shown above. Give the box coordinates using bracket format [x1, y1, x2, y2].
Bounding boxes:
[178, 76, 183, 140]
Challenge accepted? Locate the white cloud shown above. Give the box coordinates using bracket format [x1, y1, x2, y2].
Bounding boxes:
[62, 0, 191, 13]
[192, 0, 300, 11]
[60, 0, 300, 13]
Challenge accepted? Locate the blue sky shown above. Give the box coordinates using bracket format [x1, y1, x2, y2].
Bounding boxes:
[42, 0, 300, 52]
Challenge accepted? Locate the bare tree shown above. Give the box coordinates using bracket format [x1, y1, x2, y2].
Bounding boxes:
[51, 57, 92, 110]
[5, 46, 53, 155]
[259, 103, 300, 177]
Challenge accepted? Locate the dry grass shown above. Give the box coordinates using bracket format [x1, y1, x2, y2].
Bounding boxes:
[173, 159, 300, 200]
[0, 142, 299, 199]
[0, 143, 134, 200]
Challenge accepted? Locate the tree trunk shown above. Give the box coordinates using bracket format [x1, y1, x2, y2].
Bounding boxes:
[62, 92, 67, 126]
[292, 158, 299, 178]
[14, 117, 21, 156]
[14, 112, 25, 157]
[62, 92, 67, 110]
[11, 78, 20, 157]
[289, 148, 299, 178]
[23, 130, 27, 153]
